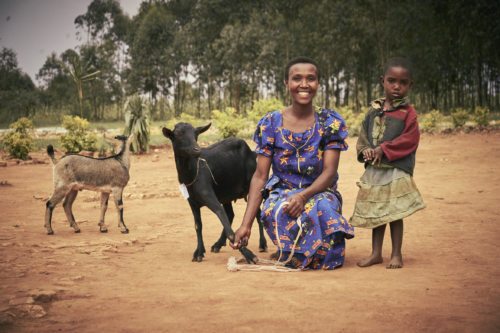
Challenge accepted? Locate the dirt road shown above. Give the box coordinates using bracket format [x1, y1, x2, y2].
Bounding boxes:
[0, 132, 499, 332]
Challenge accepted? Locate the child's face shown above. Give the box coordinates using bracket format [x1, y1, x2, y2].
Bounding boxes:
[381, 66, 412, 101]
[285, 63, 319, 105]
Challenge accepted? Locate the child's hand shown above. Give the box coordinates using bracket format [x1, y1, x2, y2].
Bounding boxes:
[362, 148, 374, 161]
[372, 146, 384, 165]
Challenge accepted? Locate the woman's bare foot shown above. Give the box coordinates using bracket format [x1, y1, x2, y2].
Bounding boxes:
[270, 251, 280, 261]
[357, 255, 383, 267]
[386, 255, 403, 269]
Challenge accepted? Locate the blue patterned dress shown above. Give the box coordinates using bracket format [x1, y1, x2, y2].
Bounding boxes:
[255, 109, 354, 270]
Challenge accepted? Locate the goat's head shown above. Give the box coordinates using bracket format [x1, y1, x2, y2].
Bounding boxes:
[162, 122, 211, 158]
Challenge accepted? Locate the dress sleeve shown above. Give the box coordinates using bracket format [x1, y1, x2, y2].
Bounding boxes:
[253, 113, 275, 157]
[322, 110, 349, 151]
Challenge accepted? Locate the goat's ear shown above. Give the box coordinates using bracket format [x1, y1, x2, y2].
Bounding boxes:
[195, 123, 211, 136]
[162, 127, 174, 140]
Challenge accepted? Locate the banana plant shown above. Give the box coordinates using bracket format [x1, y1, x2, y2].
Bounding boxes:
[60, 49, 100, 117]
[124, 95, 150, 153]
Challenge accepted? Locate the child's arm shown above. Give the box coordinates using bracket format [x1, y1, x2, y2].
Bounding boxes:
[356, 115, 372, 162]
[380, 108, 420, 161]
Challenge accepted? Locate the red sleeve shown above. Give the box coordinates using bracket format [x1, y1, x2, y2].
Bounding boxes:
[380, 108, 420, 161]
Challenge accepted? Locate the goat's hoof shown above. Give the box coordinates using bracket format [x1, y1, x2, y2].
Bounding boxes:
[211, 246, 221, 253]
[259, 246, 268, 253]
[47, 231, 54, 235]
[192, 256, 203, 262]
[74, 229, 81, 233]
[100, 228, 108, 233]
[121, 229, 129, 234]
[240, 247, 258, 264]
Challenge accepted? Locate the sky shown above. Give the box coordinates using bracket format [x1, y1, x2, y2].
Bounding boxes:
[0, 0, 142, 84]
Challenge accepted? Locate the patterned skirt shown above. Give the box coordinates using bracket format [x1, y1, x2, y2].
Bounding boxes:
[261, 186, 354, 270]
[350, 166, 426, 229]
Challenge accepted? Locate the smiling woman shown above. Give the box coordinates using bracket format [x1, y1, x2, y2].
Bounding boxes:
[231, 57, 354, 270]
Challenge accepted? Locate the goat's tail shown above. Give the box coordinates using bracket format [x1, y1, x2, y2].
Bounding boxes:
[46, 145, 57, 164]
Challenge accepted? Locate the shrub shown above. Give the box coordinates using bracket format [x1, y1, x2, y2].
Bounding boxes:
[336, 106, 365, 136]
[124, 95, 150, 153]
[420, 109, 444, 133]
[1, 117, 34, 160]
[247, 98, 285, 123]
[451, 108, 470, 128]
[60, 115, 97, 153]
[212, 107, 246, 138]
[473, 106, 490, 127]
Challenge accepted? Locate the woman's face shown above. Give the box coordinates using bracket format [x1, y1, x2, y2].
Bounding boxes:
[285, 63, 319, 105]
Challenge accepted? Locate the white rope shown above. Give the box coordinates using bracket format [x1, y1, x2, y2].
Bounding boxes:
[226, 256, 300, 272]
[185, 158, 219, 187]
[227, 200, 303, 273]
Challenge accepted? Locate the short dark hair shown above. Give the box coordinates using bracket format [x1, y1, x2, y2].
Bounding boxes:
[383, 57, 413, 79]
[284, 56, 320, 81]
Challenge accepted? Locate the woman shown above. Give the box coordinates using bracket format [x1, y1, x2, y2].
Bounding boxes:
[231, 57, 354, 270]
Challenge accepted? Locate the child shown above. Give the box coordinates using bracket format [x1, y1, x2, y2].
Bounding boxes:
[350, 57, 425, 269]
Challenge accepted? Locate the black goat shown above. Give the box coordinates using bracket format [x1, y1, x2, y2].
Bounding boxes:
[162, 122, 267, 263]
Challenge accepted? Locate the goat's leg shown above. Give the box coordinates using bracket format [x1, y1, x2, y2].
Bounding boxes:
[211, 203, 234, 253]
[188, 199, 205, 262]
[98, 192, 110, 233]
[256, 208, 268, 252]
[112, 187, 129, 234]
[63, 189, 80, 233]
[204, 198, 257, 264]
[44, 187, 69, 235]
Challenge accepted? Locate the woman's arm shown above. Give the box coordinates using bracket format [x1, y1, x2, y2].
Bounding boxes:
[284, 149, 340, 217]
[230, 154, 272, 249]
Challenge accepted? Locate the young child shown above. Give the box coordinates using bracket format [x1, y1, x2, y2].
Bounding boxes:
[350, 57, 425, 269]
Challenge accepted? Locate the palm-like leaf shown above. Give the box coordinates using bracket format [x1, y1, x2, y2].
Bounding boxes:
[124, 95, 150, 153]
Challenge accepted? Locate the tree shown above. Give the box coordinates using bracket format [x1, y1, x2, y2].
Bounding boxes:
[0, 48, 38, 123]
[60, 49, 101, 118]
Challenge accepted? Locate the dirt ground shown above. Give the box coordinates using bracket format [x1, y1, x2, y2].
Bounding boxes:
[0, 132, 499, 333]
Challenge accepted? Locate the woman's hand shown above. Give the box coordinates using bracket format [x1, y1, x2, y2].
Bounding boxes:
[230, 225, 252, 249]
[283, 192, 306, 218]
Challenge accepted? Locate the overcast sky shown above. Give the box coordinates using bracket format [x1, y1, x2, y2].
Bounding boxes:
[0, 0, 142, 83]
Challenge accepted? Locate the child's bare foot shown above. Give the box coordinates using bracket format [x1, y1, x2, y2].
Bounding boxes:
[357, 255, 383, 267]
[386, 255, 403, 269]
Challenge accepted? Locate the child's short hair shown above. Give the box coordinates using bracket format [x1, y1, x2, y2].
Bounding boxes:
[284, 57, 320, 81]
[384, 57, 413, 79]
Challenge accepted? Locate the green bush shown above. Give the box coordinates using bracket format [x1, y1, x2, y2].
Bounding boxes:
[1, 117, 34, 160]
[336, 106, 365, 136]
[60, 115, 97, 153]
[247, 98, 285, 122]
[212, 107, 246, 138]
[420, 109, 444, 133]
[124, 95, 150, 153]
[451, 108, 470, 128]
[473, 106, 490, 127]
